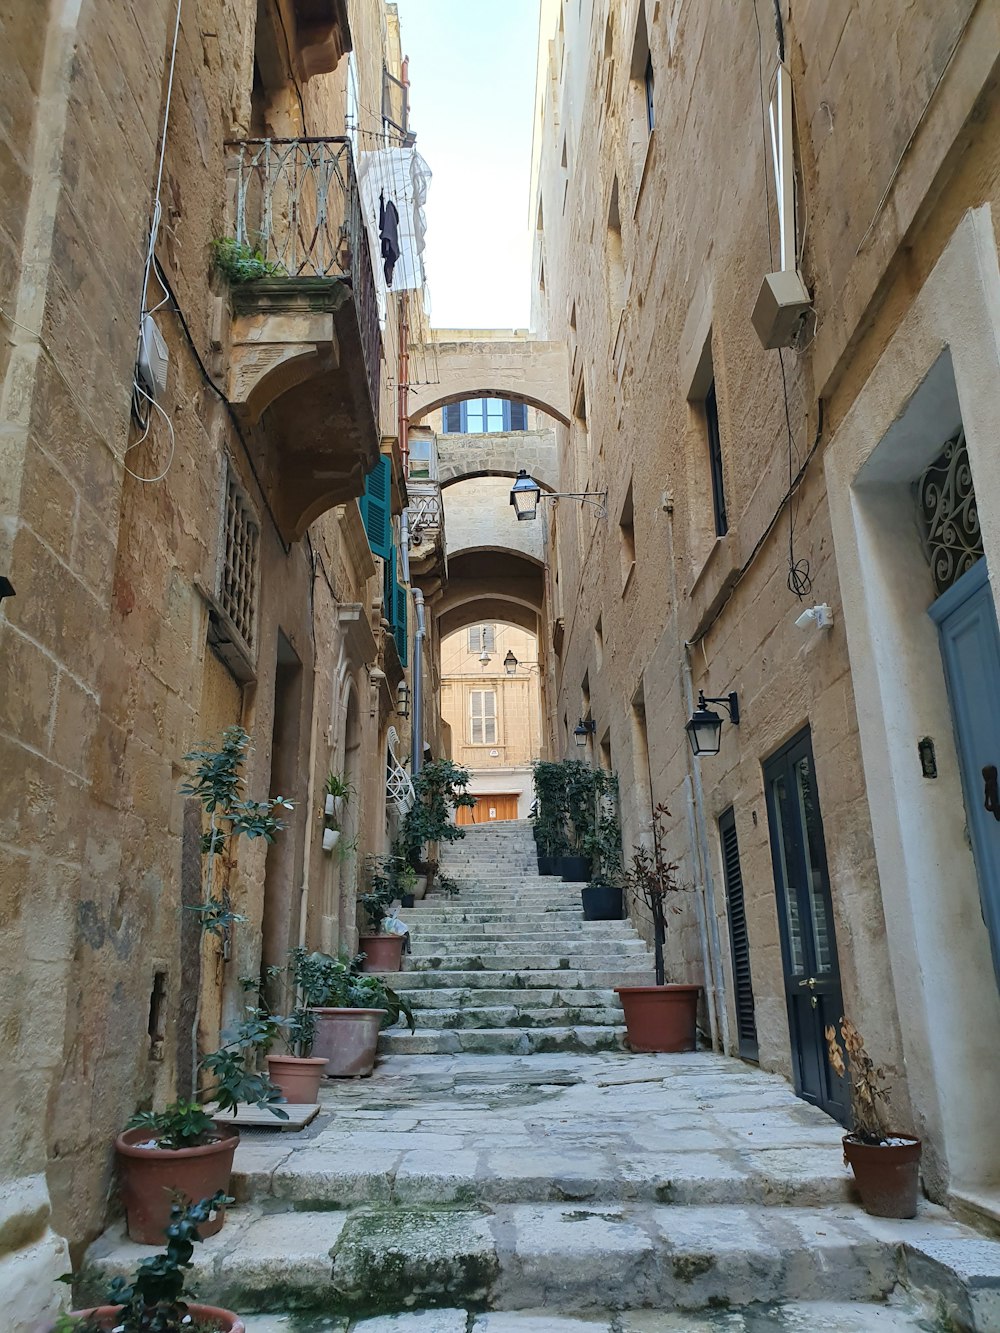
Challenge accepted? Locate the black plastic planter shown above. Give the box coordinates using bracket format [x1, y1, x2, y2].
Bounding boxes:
[401, 893, 415, 908]
[537, 853, 562, 876]
[581, 882, 623, 920]
[562, 854, 592, 882]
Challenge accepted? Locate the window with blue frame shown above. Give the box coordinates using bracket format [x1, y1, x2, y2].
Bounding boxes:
[443, 399, 528, 433]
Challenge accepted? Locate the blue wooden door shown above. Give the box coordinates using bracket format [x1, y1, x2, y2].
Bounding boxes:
[930, 558, 1000, 986]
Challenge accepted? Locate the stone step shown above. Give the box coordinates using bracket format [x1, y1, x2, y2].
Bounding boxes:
[390, 968, 655, 989]
[407, 926, 636, 942]
[406, 940, 649, 959]
[239, 1300, 955, 1332]
[401, 1003, 624, 1030]
[401, 986, 621, 1009]
[84, 1202, 1000, 1324]
[378, 1024, 629, 1055]
[403, 953, 653, 973]
[405, 910, 596, 924]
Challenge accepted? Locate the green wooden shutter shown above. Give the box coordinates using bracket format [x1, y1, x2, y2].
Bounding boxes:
[362, 456, 392, 559]
[395, 581, 408, 665]
[383, 536, 396, 621]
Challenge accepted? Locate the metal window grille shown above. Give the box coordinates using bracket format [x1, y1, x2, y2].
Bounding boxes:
[916, 428, 983, 596]
[220, 471, 260, 651]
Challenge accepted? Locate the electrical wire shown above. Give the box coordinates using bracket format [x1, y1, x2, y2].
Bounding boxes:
[124, 382, 176, 484]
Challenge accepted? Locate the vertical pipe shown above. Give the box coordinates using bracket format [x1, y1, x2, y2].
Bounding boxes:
[398, 290, 410, 476]
[411, 588, 426, 775]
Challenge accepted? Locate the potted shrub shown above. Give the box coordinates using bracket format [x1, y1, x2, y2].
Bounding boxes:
[826, 1018, 922, 1218]
[561, 759, 596, 882]
[238, 959, 329, 1104]
[293, 950, 415, 1077]
[56, 1193, 244, 1331]
[615, 802, 700, 1052]
[582, 771, 624, 920]
[357, 853, 407, 971]
[531, 761, 570, 875]
[400, 759, 477, 889]
[322, 771, 355, 851]
[116, 727, 293, 1245]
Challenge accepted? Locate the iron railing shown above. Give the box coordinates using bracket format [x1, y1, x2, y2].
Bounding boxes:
[228, 137, 382, 418]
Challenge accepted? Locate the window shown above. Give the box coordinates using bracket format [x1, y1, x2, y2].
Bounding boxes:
[644, 49, 655, 132]
[607, 179, 626, 327]
[443, 399, 528, 433]
[705, 380, 728, 537]
[594, 614, 604, 671]
[467, 624, 496, 655]
[470, 689, 497, 745]
[619, 481, 636, 588]
[220, 468, 260, 650]
[630, 7, 653, 143]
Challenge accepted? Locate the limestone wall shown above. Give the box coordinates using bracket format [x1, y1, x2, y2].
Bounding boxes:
[531, 0, 1000, 1197]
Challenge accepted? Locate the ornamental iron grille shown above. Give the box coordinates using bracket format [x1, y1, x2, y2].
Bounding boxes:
[221, 469, 260, 651]
[916, 429, 984, 598]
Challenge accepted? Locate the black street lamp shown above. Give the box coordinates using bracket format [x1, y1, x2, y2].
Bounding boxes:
[503, 650, 518, 676]
[574, 717, 597, 748]
[685, 691, 740, 757]
[509, 470, 607, 521]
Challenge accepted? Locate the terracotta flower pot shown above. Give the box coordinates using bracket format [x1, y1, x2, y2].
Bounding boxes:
[115, 1125, 239, 1245]
[358, 933, 405, 971]
[266, 1053, 328, 1103]
[67, 1304, 244, 1331]
[615, 984, 701, 1053]
[310, 1006, 387, 1076]
[843, 1134, 922, 1218]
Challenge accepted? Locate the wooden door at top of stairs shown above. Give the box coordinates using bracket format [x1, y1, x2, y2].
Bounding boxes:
[457, 794, 519, 825]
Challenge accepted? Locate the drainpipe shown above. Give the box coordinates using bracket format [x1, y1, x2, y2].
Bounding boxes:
[398, 291, 410, 477]
[400, 508, 411, 584]
[411, 588, 426, 775]
[664, 501, 730, 1054]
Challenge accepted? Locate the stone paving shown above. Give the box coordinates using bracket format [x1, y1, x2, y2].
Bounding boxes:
[84, 823, 1000, 1328]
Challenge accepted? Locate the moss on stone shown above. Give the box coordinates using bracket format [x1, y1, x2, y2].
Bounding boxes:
[673, 1253, 717, 1282]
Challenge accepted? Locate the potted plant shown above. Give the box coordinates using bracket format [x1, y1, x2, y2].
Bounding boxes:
[116, 728, 293, 1245]
[400, 759, 477, 888]
[238, 960, 329, 1104]
[322, 772, 355, 851]
[826, 1017, 922, 1218]
[293, 950, 415, 1077]
[357, 853, 407, 971]
[615, 802, 700, 1052]
[57, 1193, 244, 1331]
[561, 759, 596, 882]
[582, 771, 624, 920]
[531, 761, 569, 875]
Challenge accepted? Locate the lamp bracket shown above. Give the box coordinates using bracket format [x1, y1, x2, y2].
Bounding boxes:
[699, 690, 740, 725]
[546, 491, 608, 517]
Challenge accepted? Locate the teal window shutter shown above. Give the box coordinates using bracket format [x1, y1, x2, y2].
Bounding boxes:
[383, 537, 396, 622]
[362, 456, 392, 559]
[395, 581, 408, 665]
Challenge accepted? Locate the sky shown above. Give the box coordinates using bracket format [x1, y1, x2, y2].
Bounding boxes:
[397, 0, 541, 330]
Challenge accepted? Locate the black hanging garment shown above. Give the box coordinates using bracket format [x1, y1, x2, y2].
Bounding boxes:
[379, 191, 401, 285]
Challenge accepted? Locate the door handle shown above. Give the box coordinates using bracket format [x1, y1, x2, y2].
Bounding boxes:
[983, 766, 1000, 821]
[798, 977, 817, 990]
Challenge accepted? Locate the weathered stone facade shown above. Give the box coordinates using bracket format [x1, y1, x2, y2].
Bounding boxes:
[531, 0, 1000, 1217]
[0, 0, 422, 1318]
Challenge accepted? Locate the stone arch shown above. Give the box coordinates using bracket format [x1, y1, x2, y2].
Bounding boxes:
[435, 548, 545, 642]
[409, 335, 570, 426]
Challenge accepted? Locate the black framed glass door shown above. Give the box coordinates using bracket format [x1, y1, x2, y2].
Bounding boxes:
[763, 728, 847, 1121]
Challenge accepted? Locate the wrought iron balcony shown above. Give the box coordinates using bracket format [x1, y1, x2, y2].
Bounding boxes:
[224, 138, 384, 541]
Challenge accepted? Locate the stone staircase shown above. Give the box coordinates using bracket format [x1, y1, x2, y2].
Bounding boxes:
[83, 819, 1000, 1329]
[380, 820, 653, 1056]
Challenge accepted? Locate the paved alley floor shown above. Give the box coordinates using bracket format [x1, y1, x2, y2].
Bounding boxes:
[87, 1049, 1000, 1329]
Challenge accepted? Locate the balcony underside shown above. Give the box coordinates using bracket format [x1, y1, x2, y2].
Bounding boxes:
[228, 278, 380, 543]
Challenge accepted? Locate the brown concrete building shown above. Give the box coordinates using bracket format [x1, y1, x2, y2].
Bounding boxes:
[530, 0, 1000, 1222]
[0, 0, 435, 1317]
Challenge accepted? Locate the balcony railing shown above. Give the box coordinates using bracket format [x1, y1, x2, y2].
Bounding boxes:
[228, 136, 381, 417]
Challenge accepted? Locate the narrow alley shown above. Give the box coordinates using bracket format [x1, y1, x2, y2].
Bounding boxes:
[7, 0, 1000, 1330]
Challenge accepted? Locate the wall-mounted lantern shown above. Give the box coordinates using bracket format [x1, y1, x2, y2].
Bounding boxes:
[396, 681, 410, 717]
[685, 690, 740, 757]
[574, 717, 597, 748]
[509, 470, 607, 521]
[503, 650, 518, 676]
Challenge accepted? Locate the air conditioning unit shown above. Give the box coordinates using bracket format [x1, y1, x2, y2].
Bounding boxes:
[137, 313, 169, 400]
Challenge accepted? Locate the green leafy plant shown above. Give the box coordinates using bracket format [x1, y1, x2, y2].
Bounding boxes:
[584, 770, 623, 883]
[291, 949, 415, 1033]
[211, 235, 283, 283]
[126, 1101, 216, 1153]
[401, 760, 476, 877]
[623, 802, 688, 987]
[531, 760, 570, 857]
[325, 772, 356, 801]
[66, 1193, 231, 1331]
[239, 952, 321, 1058]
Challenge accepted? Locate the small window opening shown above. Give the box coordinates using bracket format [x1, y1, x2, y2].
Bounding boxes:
[620, 481, 636, 588]
[148, 970, 167, 1061]
[705, 381, 728, 537]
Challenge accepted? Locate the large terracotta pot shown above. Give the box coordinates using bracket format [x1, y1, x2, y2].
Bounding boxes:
[311, 1007, 387, 1076]
[843, 1135, 922, 1218]
[358, 933, 405, 971]
[266, 1053, 328, 1104]
[115, 1125, 239, 1244]
[615, 984, 700, 1053]
[66, 1305, 244, 1331]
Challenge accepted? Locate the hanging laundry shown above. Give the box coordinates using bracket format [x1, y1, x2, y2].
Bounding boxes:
[379, 190, 401, 285]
